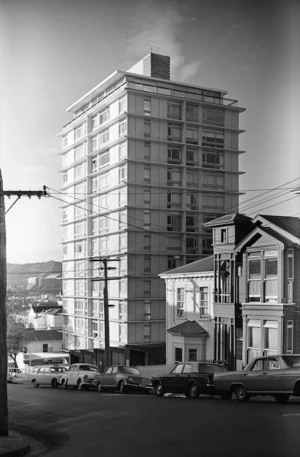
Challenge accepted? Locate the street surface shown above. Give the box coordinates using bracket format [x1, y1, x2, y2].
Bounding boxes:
[7, 380, 300, 457]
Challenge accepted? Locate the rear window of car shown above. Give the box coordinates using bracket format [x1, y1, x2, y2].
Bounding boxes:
[119, 367, 141, 375]
[282, 356, 300, 368]
[198, 364, 227, 374]
[79, 365, 98, 371]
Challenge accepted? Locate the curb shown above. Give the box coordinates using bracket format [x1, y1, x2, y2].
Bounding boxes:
[0, 432, 31, 457]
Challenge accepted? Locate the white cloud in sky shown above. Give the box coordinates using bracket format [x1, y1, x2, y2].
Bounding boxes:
[125, 0, 201, 82]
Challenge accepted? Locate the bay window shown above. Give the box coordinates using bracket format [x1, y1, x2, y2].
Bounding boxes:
[248, 253, 261, 302]
[264, 253, 278, 303]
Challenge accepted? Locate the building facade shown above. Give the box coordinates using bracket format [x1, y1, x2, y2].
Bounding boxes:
[58, 53, 245, 366]
[205, 214, 300, 370]
[160, 256, 215, 366]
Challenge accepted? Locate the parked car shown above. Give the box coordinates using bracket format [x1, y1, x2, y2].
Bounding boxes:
[213, 354, 300, 403]
[28, 365, 68, 388]
[93, 365, 151, 393]
[7, 367, 22, 383]
[151, 362, 228, 399]
[61, 363, 100, 391]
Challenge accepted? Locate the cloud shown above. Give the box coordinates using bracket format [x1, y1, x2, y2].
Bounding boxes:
[125, 0, 201, 82]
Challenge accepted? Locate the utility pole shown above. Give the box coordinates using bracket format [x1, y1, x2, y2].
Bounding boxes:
[0, 172, 48, 436]
[90, 257, 120, 368]
[0, 170, 8, 436]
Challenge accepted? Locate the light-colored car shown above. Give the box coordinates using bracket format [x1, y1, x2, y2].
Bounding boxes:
[7, 367, 22, 383]
[61, 363, 100, 391]
[28, 365, 68, 388]
[93, 365, 151, 394]
[213, 354, 300, 403]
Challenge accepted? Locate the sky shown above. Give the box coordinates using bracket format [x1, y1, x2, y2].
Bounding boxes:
[0, 0, 300, 264]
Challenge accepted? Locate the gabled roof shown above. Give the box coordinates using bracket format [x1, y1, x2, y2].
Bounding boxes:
[160, 256, 213, 276]
[203, 213, 252, 228]
[167, 320, 208, 337]
[36, 307, 62, 316]
[234, 226, 293, 253]
[253, 215, 300, 241]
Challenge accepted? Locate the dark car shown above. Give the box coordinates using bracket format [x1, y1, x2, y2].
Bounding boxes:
[213, 354, 300, 403]
[151, 362, 228, 399]
[93, 365, 151, 394]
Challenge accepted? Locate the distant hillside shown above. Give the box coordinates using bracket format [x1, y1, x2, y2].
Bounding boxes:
[7, 261, 62, 288]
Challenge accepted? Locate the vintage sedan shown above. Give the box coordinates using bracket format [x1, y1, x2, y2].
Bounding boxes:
[151, 362, 228, 399]
[93, 365, 151, 393]
[213, 354, 300, 403]
[61, 363, 100, 391]
[28, 365, 67, 388]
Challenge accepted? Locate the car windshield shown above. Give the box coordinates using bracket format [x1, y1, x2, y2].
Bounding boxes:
[281, 356, 300, 368]
[119, 367, 141, 375]
[198, 364, 226, 374]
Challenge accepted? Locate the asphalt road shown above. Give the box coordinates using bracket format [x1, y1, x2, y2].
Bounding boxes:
[7, 381, 300, 457]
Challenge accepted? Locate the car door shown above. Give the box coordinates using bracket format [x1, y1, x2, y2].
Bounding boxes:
[243, 358, 265, 392]
[111, 366, 120, 388]
[262, 357, 289, 393]
[36, 367, 45, 383]
[68, 365, 77, 386]
[101, 367, 113, 388]
[107, 366, 119, 388]
[180, 363, 196, 393]
[42, 367, 52, 385]
[164, 364, 184, 392]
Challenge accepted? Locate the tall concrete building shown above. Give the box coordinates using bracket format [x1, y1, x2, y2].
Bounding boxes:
[58, 53, 245, 366]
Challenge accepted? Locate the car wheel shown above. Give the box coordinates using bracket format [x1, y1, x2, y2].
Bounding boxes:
[274, 394, 290, 404]
[52, 379, 58, 388]
[118, 381, 125, 394]
[235, 385, 249, 402]
[188, 382, 199, 399]
[62, 380, 68, 390]
[33, 380, 39, 388]
[154, 382, 165, 397]
[221, 392, 232, 401]
[97, 381, 103, 393]
[77, 380, 84, 391]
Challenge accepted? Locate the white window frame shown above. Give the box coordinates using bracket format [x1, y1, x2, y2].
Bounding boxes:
[176, 288, 185, 318]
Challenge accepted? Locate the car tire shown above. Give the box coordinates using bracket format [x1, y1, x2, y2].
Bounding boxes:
[154, 382, 165, 397]
[235, 385, 250, 402]
[62, 380, 68, 390]
[77, 380, 84, 391]
[188, 382, 199, 399]
[33, 380, 39, 388]
[52, 379, 58, 388]
[97, 381, 103, 393]
[274, 394, 290, 404]
[118, 381, 125, 394]
[221, 392, 232, 401]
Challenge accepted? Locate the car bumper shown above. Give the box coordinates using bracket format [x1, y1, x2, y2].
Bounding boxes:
[83, 379, 96, 385]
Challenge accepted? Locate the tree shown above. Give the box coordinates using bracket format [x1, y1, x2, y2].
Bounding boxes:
[0, 170, 8, 436]
[6, 315, 29, 368]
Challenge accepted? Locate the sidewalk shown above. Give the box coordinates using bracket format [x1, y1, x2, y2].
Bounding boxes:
[0, 432, 30, 457]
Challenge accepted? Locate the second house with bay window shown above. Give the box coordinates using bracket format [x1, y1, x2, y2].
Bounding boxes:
[205, 213, 300, 370]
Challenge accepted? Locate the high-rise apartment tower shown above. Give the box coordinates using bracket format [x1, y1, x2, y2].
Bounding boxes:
[58, 53, 245, 366]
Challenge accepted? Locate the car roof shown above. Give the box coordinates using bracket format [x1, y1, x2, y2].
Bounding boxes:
[252, 354, 300, 360]
[176, 362, 225, 366]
